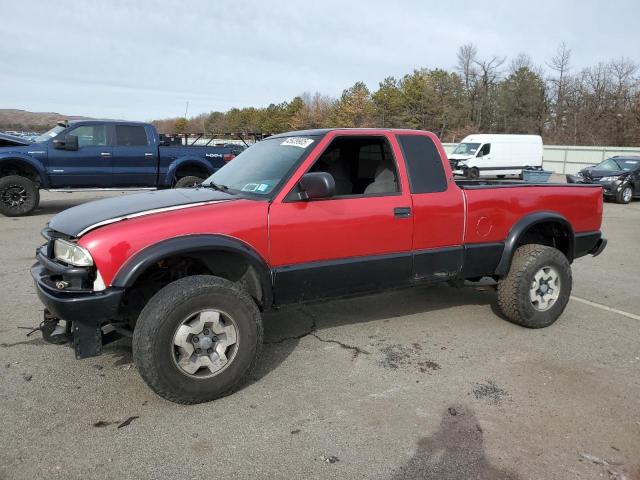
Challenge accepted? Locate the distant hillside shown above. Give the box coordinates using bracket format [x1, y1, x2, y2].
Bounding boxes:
[0, 109, 90, 132]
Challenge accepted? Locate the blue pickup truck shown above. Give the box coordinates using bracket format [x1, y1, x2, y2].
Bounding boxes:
[0, 120, 242, 216]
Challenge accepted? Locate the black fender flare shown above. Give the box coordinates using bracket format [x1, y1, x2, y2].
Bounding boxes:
[495, 212, 575, 276]
[111, 234, 273, 309]
[0, 154, 50, 188]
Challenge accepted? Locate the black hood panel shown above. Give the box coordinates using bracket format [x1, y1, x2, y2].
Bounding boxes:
[49, 188, 235, 237]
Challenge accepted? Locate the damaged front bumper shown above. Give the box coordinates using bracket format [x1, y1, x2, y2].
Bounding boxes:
[31, 260, 125, 359]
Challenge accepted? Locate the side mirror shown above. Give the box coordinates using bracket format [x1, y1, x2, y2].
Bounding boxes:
[476, 150, 483, 158]
[298, 172, 335, 200]
[64, 134, 79, 151]
[52, 139, 65, 150]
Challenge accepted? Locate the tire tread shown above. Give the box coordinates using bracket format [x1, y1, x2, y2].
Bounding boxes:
[133, 275, 263, 404]
[497, 244, 571, 328]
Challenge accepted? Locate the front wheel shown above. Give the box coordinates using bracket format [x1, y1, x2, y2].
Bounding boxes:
[0, 175, 40, 217]
[497, 244, 572, 328]
[133, 275, 263, 404]
[174, 176, 204, 188]
[616, 185, 633, 204]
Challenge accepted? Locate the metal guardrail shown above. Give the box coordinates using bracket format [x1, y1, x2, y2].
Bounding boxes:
[442, 143, 640, 174]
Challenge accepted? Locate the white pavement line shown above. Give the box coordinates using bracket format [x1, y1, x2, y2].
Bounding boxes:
[570, 295, 640, 321]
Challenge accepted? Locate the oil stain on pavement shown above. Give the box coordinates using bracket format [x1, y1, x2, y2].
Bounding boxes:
[377, 343, 440, 373]
[390, 405, 519, 480]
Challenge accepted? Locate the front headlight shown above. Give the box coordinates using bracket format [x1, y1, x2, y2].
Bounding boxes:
[599, 176, 622, 182]
[54, 239, 93, 266]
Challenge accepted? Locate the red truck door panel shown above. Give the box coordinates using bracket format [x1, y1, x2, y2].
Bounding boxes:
[269, 133, 413, 303]
[394, 133, 466, 280]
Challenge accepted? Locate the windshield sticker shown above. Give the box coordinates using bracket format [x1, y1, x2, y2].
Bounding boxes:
[281, 137, 314, 148]
[257, 183, 269, 192]
[241, 183, 260, 192]
[626, 160, 638, 164]
[48, 131, 58, 137]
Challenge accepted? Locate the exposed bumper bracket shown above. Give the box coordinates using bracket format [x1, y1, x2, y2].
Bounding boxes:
[589, 237, 607, 257]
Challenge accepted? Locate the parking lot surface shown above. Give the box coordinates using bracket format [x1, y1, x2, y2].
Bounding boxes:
[1, 189, 639, 480]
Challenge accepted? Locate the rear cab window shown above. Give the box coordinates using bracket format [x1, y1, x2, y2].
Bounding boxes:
[115, 125, 149, 146]
[396, 134, 447, 193]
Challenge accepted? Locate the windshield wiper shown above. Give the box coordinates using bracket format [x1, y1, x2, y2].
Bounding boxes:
[201, 181, 231, 193]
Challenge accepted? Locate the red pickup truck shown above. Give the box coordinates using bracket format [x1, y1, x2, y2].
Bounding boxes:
[32, 128, 606, 403]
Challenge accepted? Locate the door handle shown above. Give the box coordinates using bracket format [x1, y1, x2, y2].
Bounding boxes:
[100, 152, 111, 157]
[144, 152, 154, 157]
[394, 207, 411, 218]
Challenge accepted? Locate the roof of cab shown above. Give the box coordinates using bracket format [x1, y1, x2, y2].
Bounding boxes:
[269, 128, 435, 138]
[67, 119, 149, 126]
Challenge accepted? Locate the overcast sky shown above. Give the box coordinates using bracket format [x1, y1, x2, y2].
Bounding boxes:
[1, 0, 639, 121]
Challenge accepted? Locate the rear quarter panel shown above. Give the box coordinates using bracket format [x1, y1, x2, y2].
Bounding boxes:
[158, 146, 228, 186]
[463, 185, 603, 244]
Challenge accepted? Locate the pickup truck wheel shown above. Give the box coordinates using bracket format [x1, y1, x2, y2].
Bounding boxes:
[0, 175, 39, 217]
[616, 185, 633, 204]
[497, 244, 572, 328]
[467, 168, 480, 179]
[175, 176, 204, 188]
[132, 275, 263, 404]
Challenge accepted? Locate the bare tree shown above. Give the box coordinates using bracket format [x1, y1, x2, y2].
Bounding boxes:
[547, 42, 572, 136]
[472, 55, 505, 129]
[456, 43, 478, 92]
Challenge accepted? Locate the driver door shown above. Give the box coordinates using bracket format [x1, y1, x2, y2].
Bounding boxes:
[268, 132, 414, 304]
[47, 123, 112, 188]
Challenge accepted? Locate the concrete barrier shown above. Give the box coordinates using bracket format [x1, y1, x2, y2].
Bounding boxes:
[442, 143, 640, 174]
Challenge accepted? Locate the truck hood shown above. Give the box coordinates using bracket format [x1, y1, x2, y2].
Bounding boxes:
[580, 167, 627, 179]
[448, 154, 472, 161]
[49, 187, 235, 237]
[0, 132, 33, 147]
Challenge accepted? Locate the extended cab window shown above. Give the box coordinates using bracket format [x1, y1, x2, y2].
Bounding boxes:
[67, 125, 107, 148]
[397, 135, 447, 194]
[309, 136, 399, 196]
[115, 125, 149, 146]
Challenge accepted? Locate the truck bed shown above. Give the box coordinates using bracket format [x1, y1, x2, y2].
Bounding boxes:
[458, 181, 603, 245]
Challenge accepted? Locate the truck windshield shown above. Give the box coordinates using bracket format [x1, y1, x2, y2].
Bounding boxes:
[203, 135, 319, 196]
[34, 125, 66, 143]
[452, 142, 480, 155]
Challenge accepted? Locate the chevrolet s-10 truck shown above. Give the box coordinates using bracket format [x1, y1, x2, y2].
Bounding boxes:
[31, 128, 606, 403]
[0, 120, 240, 216]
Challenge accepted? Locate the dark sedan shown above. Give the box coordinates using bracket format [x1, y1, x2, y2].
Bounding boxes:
[566, 156, 640, 204]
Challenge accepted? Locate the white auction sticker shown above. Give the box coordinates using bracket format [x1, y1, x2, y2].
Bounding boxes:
[281, 137, 314, 148]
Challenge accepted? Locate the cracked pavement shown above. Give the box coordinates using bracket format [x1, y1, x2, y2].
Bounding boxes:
[1, 189, 639, 480]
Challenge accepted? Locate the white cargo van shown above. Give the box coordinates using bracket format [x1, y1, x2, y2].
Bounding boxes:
[448, 134, 543, 179]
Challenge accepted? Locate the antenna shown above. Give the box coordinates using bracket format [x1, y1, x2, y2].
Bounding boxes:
[184, 101, 189, 118]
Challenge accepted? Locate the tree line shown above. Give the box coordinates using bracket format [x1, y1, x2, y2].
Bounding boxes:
[152, 43, 640, 146]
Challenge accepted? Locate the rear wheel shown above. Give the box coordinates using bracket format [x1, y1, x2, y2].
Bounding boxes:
[0, 175, 39, 217]
[616, 185, 633, 204]
[133, 275, 263, 404]
[174, 176, 204, 188]
[497, 244, 572, 328]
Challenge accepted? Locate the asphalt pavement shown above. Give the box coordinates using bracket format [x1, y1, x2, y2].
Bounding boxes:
[1, 186, 639, 480]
